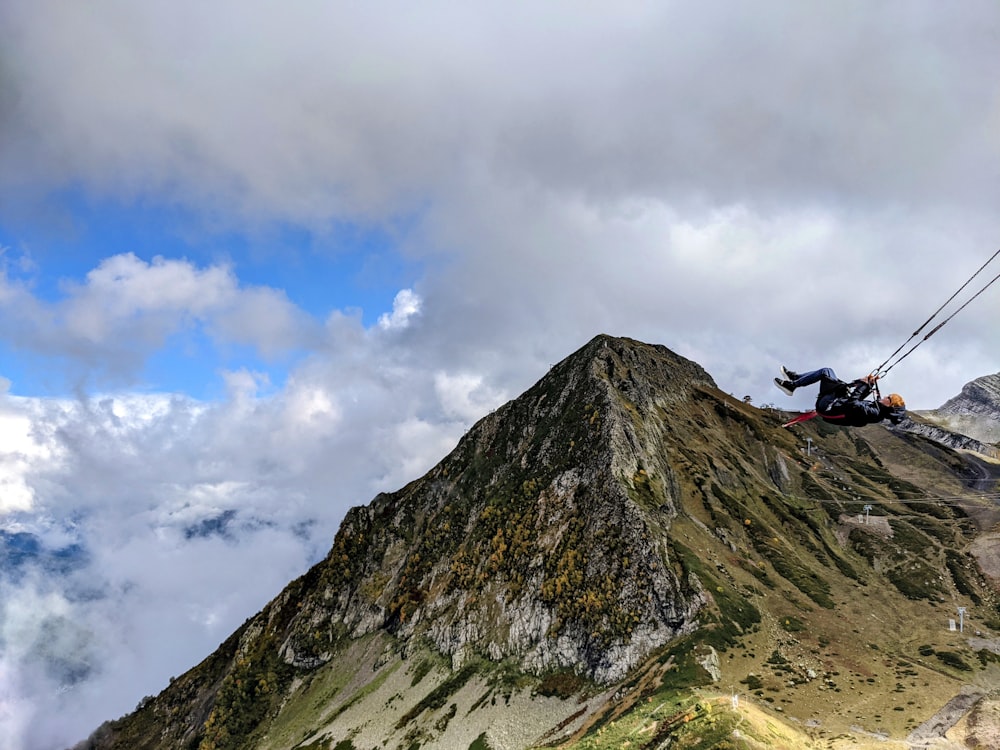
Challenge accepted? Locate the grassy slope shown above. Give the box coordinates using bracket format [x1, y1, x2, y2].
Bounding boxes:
[250, 396, 1000, 750]
[536, 405, 1000, 750]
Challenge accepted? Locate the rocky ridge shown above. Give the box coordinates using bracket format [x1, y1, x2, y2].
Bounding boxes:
[900, 419, 999, 459]
[914, 372, 1000, 449]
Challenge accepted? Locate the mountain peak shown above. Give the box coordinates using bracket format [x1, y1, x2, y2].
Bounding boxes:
[938, 371, 1000, 417]
[916, 371, 1000, 446]
[565, 334, 717, 397]
[297, 335, 720, 686]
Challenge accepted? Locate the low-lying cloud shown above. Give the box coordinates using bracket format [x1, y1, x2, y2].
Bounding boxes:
[0, 282, 514, 747]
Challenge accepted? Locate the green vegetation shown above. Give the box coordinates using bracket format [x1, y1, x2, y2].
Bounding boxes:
[742, 519, 835, 608]
[199, 651, 294, 750]
[328, 660, 400, 723]
[294, 739, 334, 750]
[977, 649, 1000, 667]
[705, 483, 838, 608]
[537, 508, 650, 647]
[410, 657, 436, 687]
[534, 669, 588, 699]
[849, 514, 973, 602]
[799, 471, 847, 523]
[886, 558, 946, 601]
[779, 615, 805, 632]
[848, 528, 881, 566]
[935, 651, 973, 672]
[396, 662, 479, 729]
[670, 540, 760, 647]
[946, 550, 985, 604]
[841, 459, 929, 503]
[658, 644, 715, 691]
[291, 739, 334, 750]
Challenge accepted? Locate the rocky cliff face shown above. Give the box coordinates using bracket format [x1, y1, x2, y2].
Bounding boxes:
[900, 420, 1000, 459]
[939, 372, 1000, 419]
[912, 372, 1000, 449]
[284, 335, 717, 684]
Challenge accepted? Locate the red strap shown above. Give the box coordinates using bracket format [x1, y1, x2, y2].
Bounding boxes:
[782, 410, 847, 428]
[782, 411, 817, 427]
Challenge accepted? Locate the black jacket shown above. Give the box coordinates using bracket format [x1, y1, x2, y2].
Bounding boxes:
[816, 379, 903, 427]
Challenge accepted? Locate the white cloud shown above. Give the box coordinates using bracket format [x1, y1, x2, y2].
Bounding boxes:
[0, 309, 481, 746]
[372, 417, 463, 492]
[210, 285, 321, 357]
[0, 660, 31, 750]
[280, 380, 340, 435]
[0, 398, 62, 514]
[73, 253, 233, 320]
[0, 253, 324, 387]
[5, 2, 999, 225]
[434, 371, 506, 423]
[53, 253, 228, 360]
[377, 289, 422, 331]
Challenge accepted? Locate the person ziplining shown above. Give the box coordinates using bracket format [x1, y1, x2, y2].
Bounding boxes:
[774, 367, 906, 426]
[775, 247, 1000, 430]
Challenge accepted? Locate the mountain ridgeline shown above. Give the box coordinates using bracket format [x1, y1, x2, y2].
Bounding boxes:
[77, 336, 1000, 750]
[915, 372, 1000, 450]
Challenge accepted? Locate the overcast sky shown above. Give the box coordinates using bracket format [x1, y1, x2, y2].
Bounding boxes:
[3, 2, 1000, 748]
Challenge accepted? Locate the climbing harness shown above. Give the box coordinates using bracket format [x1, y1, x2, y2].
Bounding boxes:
[870, 248, 1000, 380]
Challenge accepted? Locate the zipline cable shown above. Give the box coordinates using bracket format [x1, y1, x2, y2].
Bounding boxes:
[871, 248, 1000, 378]
[879, 266, 1000, 376]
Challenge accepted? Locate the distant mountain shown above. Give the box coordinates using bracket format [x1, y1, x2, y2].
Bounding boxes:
[913, 372, 1000, 450]
[0, 529, 94, 689]
[74, 336, 1000, 750]
[0, 528, 87, 580]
